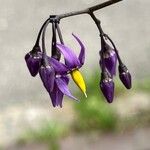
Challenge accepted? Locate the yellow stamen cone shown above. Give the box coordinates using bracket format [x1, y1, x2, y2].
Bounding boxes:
[71, 69, 87, 97]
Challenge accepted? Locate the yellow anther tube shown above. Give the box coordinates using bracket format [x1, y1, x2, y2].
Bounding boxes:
[71, 69, 87, 97]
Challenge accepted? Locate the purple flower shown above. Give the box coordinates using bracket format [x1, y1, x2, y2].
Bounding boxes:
[100, 41, 117, 76]
[36, 50, 77, 108]
[48, 57, 77, 107]
[46, 34, 86, 107]
[25, 46, 42, 77]
[119, 64, 132, 89]
[56, 34, 87, 97]
[100, 71, 114, 103]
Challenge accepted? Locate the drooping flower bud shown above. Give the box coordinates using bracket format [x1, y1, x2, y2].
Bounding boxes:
[119, 64, 132, 89]
[39, 57, 55, 93]
[25, 46, 42, 77]
[100, 71, 114, 103]
[101, 43, 117, 76]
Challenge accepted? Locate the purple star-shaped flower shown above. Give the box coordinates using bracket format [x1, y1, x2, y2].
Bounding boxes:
[56, 34, 87, 97]
[46, 33, 86, 107]
[48, 57, 77, 107]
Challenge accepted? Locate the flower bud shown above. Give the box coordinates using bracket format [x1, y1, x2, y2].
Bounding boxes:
[100, 71, 114, 103]
[119, 64, 132, 89]
[25, 46, 42, 77]
[101, 43, 117, 76]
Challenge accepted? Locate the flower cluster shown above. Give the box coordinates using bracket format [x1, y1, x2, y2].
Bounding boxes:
[25, 15, 132, 107]
[99, 34, 132, 103]
[25, 19, 86, 107]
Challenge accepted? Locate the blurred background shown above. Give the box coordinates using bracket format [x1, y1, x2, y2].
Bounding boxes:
[0, 0, 150, 149]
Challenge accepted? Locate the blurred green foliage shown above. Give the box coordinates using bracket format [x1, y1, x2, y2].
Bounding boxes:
[18, 121, 68, 150]
[73, 96, 118, 132]
[73, 72, 119, 132]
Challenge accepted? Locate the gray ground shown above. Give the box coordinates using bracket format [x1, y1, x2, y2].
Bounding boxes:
[1, 92, 150, 149]
[0, 0, 150, 105]
[4, 128, 150, 150]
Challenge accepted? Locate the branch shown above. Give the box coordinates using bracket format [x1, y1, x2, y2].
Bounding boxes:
[89, 0, 123, 12]
[35, 0, 123, 46]
[57, 0, 123, 20]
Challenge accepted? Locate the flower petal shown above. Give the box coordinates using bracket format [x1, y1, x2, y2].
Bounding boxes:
[56, 76, 69, 107]
[61, 75, 69, 84]
[48, 57, 68, 75]
[39, 65, 55, 92]
[56, 43, 80, 69]
[55, 76, 77, 101]
[56, 89, 64, 107]
[49, 82, 64, 107]
[50, 76, 70, 107]
[72, 33, 85, 66]
[49, 84, 57, 107]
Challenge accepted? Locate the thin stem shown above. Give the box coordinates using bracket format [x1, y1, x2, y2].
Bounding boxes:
[51, 22, 61, 60]
[89, 12, 107, 73]
[36, 0, 123, 63]
[35, 0, 122, 49]
[88, 11, 123, 66]
[100, 37, 106, 72]
[104, 34, 123, 64]
[56, 23, 64, 44]
[35, 18, 50, 46]
[89, 12, 103, 35]
[42, 20, 50, 55]
[51, 22, 57, 56]
[89, 0, 123, 12]
[57, 0, 123, 20]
